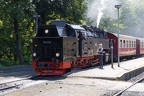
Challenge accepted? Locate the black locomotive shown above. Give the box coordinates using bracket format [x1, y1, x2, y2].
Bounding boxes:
[32, 20, 110, 75]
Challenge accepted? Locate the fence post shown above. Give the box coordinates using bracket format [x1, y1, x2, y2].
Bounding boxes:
[111, 46, 113, 68]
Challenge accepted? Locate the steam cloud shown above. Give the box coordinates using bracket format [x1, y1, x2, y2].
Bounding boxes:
[85, 0, 120, 27]
[97, 7, 103, 28]
[85, 0, 144, 37]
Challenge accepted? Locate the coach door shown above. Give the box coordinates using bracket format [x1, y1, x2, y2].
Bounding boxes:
[136, 39, 140, 57]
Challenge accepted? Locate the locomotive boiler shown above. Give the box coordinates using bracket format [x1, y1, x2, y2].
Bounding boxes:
[32, 20, 110, 75]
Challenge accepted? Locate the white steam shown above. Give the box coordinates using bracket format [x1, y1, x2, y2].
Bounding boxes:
[97, 8, 103, 27]
[85, 0, 120, 27]
[85, 0, 144, 38]
[96, 0, 104, 27]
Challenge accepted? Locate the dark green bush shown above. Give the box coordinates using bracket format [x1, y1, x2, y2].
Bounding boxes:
[0, 59, 16, 68]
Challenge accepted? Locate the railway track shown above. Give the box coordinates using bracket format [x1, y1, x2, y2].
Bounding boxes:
[0, 75, 40, 95]
[113, 76, 144, 96]
[0, 75, 62, 96]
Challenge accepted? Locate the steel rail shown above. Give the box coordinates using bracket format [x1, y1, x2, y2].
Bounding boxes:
[0, 75, 38, 92]
[114, 76, 144, 96]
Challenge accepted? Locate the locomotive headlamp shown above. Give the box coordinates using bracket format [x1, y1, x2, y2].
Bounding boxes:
[56, 53, 60, 57]
[33, 52, 37, 57]
[45, 29, 49, 34]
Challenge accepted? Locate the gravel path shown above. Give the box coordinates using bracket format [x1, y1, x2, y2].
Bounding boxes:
[2, 77, 131, 96]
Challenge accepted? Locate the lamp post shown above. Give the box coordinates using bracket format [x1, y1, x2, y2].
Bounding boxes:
[33, 13, 40, 35]
[115, 5, 122, 67]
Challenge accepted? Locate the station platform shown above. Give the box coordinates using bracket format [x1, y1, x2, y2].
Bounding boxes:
[63, 57, 144, 81]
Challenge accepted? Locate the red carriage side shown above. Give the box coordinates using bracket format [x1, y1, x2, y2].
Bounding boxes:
[107, 32, 139, 61]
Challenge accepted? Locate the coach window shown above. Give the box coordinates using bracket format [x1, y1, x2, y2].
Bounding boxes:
[120, 40, 122, 48]
[127, 40, 128, 48]
[129, 41, 131, 48]
[123, 40, 125, 48]
[134, 41, 136, 47]
[125, 40, 126, 48]
[132, 41, 133, 48]
[125, 40, 127, 48]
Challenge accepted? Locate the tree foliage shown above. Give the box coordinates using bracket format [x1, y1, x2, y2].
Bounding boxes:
[0, 0, 85, 66]
[0, 0, 35, 65]
[32, 0, 85, 24]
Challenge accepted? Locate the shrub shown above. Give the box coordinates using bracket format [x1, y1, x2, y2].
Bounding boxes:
[0, 59, 16, 68]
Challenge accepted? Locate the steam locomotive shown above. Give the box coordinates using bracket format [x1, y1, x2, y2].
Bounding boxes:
[32, 20, 110, 75]
[32, 20, 144, 75]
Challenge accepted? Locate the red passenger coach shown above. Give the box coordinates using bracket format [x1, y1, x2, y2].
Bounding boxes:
[107, 32, 138, 61]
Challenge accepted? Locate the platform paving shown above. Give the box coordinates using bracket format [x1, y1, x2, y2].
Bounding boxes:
[63, 57, 144, 80]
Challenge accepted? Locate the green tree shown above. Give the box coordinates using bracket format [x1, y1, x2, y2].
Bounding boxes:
[32, 0, 86, 25]
[0, 0, 34, 64]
